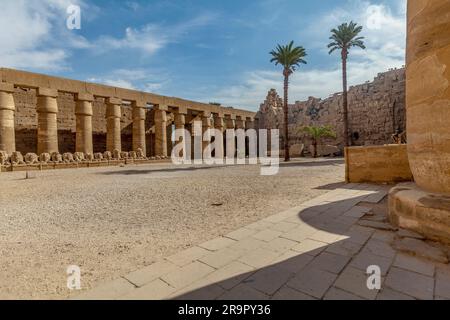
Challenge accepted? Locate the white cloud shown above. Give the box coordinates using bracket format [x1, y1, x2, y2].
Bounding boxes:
[93, 13, 217, 55]
[0, 0, 88, 71]
[87, 68, 169, 92]
[208, 0, 406, 110]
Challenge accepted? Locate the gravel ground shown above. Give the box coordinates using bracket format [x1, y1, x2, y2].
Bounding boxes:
[0, 158, 344, 299]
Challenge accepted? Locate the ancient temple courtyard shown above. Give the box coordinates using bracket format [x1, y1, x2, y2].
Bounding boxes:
[0, 159, 344, 299]
[1, 159, 450, 300]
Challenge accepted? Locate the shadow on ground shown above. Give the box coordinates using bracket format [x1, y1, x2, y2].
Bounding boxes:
[97, 165, 230, 175]
[279, 159, 344, 168]
[97, 158, 344, 176]
[169, 187, 395, 300]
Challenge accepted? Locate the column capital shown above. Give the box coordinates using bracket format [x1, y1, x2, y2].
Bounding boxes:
[154, 108, 167, 122]
[174, 113, 186, 125]
[202, 111, 212, 118]
[227, 114, 237, 120]
[106, 103, 121, 118]
[133, 99, 146, 108]
[214, 112, 224, 119]
[175, 106, 188, 115]
[132, 105, 145, 120]
[154, 104, 169, 111]
[76, 92, 94, 102]
[37, 87, 58, 98]
[106, 97, 122, 105]
[0, 83, 14, 93]
[203, 116, 213, 127]
[75, 99, 93, 116]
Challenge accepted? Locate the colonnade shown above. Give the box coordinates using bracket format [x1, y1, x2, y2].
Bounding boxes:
[0, 84, 255, 158]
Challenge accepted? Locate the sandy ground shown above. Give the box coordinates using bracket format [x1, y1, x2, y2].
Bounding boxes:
[0, 158, 344, 299]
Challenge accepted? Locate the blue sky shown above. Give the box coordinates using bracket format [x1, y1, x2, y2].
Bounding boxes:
[0, 0, 406, 111]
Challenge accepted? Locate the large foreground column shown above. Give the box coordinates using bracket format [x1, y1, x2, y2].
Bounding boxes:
[75, 93, 94, 154]
[0, 83, 16, 154]
[37, 88, 59, 155]
[406, 0, 450, 193]
[106, 97, 122, 152]
[132, 100, 146, 154]
[389, 0, 450, 244]
[154, 105, 168, 157]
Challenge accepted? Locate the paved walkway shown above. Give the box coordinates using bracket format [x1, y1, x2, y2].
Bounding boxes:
[75, 183, 450, 300]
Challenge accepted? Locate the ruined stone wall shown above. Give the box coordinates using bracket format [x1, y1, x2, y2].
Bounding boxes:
[12, 89, 140, 155]
[256, 68, 406, 149]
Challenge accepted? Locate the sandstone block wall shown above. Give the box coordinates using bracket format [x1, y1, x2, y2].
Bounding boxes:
[345, 144, 413, 183]
[256, 68, 406, 149]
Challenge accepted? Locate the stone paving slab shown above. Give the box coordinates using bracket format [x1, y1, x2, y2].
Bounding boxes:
[76, 183, 450, 300]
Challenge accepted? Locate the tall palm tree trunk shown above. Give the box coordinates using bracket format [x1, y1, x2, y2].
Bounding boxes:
[283, 73, 290, 161]
[341, 50, 349, 147]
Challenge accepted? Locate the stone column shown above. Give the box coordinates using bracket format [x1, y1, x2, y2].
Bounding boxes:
[225, 115, 236, 160]
[174, 110, 187, 157]
[202, 111, 212, 158]
[106, 97, 122, 152]
[75, 93, 94, 155]
[246, 118, 255, 130]
[406, 0, 450, 193]
[388, 0, 450, 244]
[0, 83, 16, 154]
[132, 100, 146, 154]
[214, 113, 225, 160]
[235, 116, 245, 130]
[167, 121, 173, 156]
[37, 88, 59, 155]
[154, 105, 168, 157]
[246, 117, 255, 157]
[235, 116, 246, 159]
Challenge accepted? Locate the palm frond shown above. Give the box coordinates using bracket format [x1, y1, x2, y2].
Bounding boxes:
[327, 21, 366, 55]
[269, 41, 307, 73]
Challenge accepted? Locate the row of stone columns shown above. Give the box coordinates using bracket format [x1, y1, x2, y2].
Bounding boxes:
[158, 109, 254, 159]
[0, 84, 253, 159]
[0, 85, 149, 156]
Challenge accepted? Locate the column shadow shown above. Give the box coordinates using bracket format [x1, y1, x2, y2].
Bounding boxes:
[165, 186, 391, 300]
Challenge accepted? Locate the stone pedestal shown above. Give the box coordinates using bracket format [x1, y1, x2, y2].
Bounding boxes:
[106, 97, 122, 152]
[75, 93, 94, 155]
[37, 88, 59, 155]
[154, 108, 167, 157]
[132, 100, 146, 155]
[0, 83, 16, 154]
[389, 183, 450, 245]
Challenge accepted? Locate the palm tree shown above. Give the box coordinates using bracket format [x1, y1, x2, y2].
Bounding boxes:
[303, 125, 336, 158]
[328, 21, 365, 147]
[270, 41, 307, 161]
